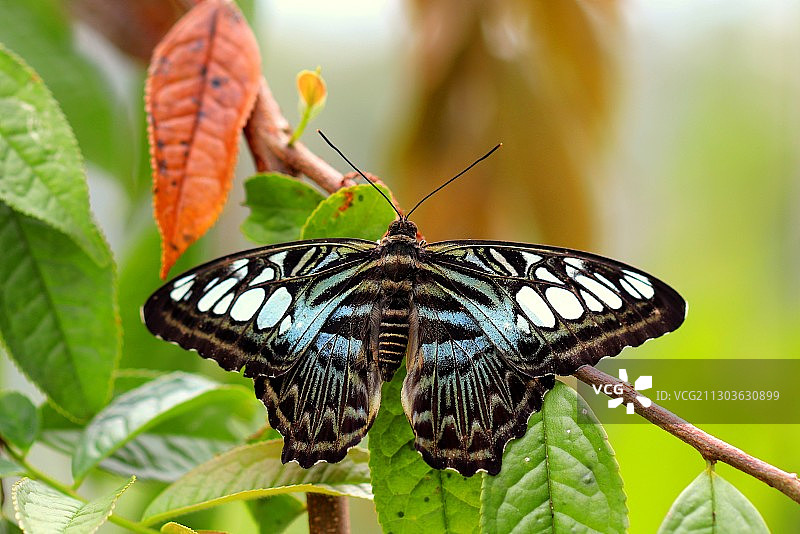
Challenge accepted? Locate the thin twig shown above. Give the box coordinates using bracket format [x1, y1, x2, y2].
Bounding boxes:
[574, 365, 800, 504]
[243, 79, 356, 192]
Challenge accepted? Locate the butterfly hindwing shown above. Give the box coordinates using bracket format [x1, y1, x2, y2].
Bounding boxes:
[422, 241, 686, 377]
[254, 285, 383, 466]
[404, 273, 555, 475]
[143, 239, 384, 466]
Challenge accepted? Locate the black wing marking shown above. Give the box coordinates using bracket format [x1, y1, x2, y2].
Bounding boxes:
[143, 239, 383, 466]
[403, 273, 554, 476]
[254, 287, 383, 467]
[423, 240, 686, 378]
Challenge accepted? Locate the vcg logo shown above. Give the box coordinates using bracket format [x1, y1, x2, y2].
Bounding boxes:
[591, 369, 653, 414]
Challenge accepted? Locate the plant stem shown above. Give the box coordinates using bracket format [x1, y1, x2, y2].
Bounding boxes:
[574, 365, 800, 504]
[6, 447, 81, 500]
[243, 79, 354, 193]
[287, 104, 311, 147]
[106, 513, 162, 534]
[307, 493, 349, 534]
[5, 448, 161, 534]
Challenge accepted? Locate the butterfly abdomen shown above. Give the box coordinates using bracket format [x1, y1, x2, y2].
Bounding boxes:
[377, 279, 412, 381]
[373, 236, 422, 382]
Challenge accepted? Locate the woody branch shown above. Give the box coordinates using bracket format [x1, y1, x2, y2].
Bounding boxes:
[574, 365, 800, 504]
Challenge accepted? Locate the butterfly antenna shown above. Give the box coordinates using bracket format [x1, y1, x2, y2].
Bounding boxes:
[405, 143, 502, 218]
[317, 130, 402, 219]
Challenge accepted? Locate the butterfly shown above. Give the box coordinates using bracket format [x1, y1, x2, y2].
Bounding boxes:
[143, 141, 686, 476]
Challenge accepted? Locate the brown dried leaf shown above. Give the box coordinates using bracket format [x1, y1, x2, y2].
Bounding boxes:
[146, 0, 261, 278]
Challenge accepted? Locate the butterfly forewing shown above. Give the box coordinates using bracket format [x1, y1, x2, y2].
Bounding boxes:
[422, 241, 686, 377]
[143, 239, 384, 466]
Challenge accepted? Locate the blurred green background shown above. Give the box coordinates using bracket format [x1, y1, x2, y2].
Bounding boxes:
[1, 0, 798, 531]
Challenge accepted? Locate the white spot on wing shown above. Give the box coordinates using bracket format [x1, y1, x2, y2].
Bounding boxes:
[258, 287, 292, 329]
[212, 293, 234, 314]
[575, 274, 623, 310]
[565, 257, 585, 269]
[535, 267, 562, 285]
[202, 277, 219, 292]
[250, 267, 276, 286]
[580, 290, 604, 312]
[269, 251, 287, 271]
[279, 315, 292, 335]
[489, 248, 517, 276]
[308, 249, 341, 273]
[173, 274, 195, 287]
[197, 278, 238, 312]
[230, 288, 266, 322]
[170, 282, 193, 301]
[594, 273, 617, 290]
[230, 258, 248, 272]
[623, 269, 652, 285]
[520, 251, 542, 272]
[516, 314, 530, 334]
[545, 287, 584, 320]
[620, 278, 642, 299]
[516, 286, 556, 328]
[169, 274, 195, 301]
[623, 273, 655, 298]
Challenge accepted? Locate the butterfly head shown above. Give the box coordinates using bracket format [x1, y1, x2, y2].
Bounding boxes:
[386, 218, 418, 239]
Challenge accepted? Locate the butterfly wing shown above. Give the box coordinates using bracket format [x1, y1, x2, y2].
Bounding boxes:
[402, 240, 685, 475]
[143, 239, 383, 466]
[423, 241, 686, 377]
[403, 275, 554, 475]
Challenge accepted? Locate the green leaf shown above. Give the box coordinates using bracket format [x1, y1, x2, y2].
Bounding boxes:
[71, 372, 256, 482]
[103, 434, 241, 484]
[301, 184, 397, 240]
[480, 382, 627, 533]
[247, 495, 306, 534]
[161, 523, 196, 534]
[368, 367, 482, 534]
[160, 523, 226, 534]
[40, 401, 247, 484]
[0, 1, 133, 184]
[12, 476, 135, 534]
[0, 457, 26, 477]
[0, 519, 23, 534]
[0, 44, 111, 266]
[241, 173, 325, 244]
[0, 391, 39, 451]
[141, 440, 372, 526]
[658, 468, 769, 533]
[0, 204, 118, 421]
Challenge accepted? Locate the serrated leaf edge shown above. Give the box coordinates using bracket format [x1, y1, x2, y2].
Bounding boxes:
[11, 476, 135, 534]
[0, 44, 113, 268]
[141, 441, 372, 525]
